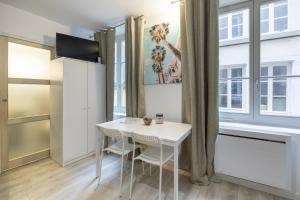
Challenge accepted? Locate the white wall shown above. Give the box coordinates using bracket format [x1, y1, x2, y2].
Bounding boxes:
[0, 2, 93, 46]
[144, 3, 182, 122]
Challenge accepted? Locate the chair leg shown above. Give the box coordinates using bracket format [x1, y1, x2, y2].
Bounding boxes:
[149, 164, 152, 176]
[119, 153, 124, 197]
[142, 161, 145, 175]
[158, 165, 163, 200]
[129, 158, 135, 199]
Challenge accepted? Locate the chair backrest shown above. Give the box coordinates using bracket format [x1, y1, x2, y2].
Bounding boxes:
[99, 126, 122, 139]
[132, 132, 160, 147]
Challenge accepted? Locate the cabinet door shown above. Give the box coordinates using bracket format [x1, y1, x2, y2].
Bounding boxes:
[63, 59, 88, 163]
[87, 62, 106, 153]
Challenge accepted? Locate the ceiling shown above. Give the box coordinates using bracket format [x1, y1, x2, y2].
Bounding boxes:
[0, 0, 249, 31]
[0, 0, 176, 31]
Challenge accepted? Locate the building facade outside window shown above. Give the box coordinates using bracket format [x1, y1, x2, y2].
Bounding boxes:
[219, 0, 300, 128]
[114, 35, 126, 114]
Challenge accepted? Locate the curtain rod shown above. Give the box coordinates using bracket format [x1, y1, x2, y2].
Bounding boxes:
[108, 15, 146, 29]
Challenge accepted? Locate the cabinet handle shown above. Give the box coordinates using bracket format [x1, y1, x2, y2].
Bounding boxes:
[1, 98, 7, 102]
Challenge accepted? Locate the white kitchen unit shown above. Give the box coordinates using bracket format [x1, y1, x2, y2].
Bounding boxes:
[50, 58, 106, 166]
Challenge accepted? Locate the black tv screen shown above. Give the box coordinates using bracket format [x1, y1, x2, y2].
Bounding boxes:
[56, 33, 99, 62]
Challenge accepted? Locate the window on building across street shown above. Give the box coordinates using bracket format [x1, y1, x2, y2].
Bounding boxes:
[114, 35, 126, 114]
[219, 65, 248, 112]
[232, 13, 243, 38]
[219, 0, 300, 128]
[260, 0, 288, 34]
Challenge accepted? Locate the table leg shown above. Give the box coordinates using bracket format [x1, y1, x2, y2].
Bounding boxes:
[96, 131, 101, 178]
[174, 145, 179, 200]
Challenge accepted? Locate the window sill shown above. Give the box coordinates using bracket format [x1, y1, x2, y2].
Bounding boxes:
[219, 121, 300, 141]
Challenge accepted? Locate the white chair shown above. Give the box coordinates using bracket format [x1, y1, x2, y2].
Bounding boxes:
[98, 127, 140, 197]
[129, 133, 174, 200]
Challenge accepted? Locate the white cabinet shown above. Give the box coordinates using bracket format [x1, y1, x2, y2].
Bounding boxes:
[50, 58, 106, 166]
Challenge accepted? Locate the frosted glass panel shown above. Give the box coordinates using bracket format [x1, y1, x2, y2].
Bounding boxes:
[8, 84, 50, 118]
[8, 42, 50, 79]
[8, 120, 50, 160]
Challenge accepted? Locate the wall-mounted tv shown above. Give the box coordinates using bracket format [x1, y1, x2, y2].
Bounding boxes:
[56, 33, 99, 62]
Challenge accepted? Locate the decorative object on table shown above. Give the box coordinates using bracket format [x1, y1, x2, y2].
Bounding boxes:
[144, 21, 182, 85]
[155, 113, 164, 124]
[143, 117, 152, 126]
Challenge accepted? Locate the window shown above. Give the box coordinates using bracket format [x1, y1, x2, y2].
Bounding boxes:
[260, 5, 269, 34]
[260, 64, 289, 114]
[114, 35, 126, 114]
[218, 10, 248, 41]
[219, 65, 248, 112]
[274, 0, 288, 32]
[232, 13, 243, 38]
[219, 0, 300, 128]
[259, 0, 288, 34]
[219, 16, 228, 40]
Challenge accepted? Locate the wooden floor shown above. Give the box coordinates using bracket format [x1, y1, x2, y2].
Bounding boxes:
[0, 155, 288, 200]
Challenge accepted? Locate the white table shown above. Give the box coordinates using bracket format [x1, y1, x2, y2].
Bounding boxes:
[96, 117, 192, 200]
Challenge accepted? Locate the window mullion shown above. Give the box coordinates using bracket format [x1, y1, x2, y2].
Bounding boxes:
[253, 0, 260, 120]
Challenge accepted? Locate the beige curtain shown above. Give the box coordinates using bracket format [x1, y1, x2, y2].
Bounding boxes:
[94, 29, 115, 121]
[180, 0, 219, 185]
[125, 16, 145, 118]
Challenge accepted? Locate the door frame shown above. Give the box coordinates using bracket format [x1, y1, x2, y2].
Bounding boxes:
[0, 36, 8, 173]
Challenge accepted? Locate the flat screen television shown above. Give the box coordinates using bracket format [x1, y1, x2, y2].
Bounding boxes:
[56, 33, 99, 62]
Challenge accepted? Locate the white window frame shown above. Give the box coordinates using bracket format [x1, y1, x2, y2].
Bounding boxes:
[219, 64, 249, 113]
[219, 0, 300, 128]
[260, 62, 291, 116]
[219, 9, 249, 41]
[260, 0, 288, 35]
[114, 34, 126, 114]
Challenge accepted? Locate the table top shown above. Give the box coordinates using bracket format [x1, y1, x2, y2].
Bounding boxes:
[96, 117, 192, 145]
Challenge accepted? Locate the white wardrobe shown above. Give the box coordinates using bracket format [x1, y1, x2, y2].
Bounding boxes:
[50, 58, 106, 166]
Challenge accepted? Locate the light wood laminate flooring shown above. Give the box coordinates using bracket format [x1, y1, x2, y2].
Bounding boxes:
[0, 155, 289, 200]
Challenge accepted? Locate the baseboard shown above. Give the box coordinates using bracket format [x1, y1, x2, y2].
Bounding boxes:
[62, 152, 95, 167]
[217, 173, 297, 200]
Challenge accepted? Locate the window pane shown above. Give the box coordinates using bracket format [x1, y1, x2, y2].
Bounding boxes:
[260, 6, 269, 20]
[273, 81, 286, 96]
[232, 26, 243, 38]
[260, 97, 268, 111]
[121, 85, 126, 108]
[114, 86, 118, 107]
[219, 8, 249, 113]
[219, 82, 227, 94]
[261, 21, 269, 34]
[260, 67, 268, 77]
[273, 66, 287, 76]
[273, 97, 286, 111]
[232, 68, 243, 78]
[274, 3, 287, 18]
[219, 69, 228, 79]
[232, 96, 242, 108]
[260, 82, 268, 95]
[219, 17, 228, 40]
[219, 95, 227, 108]
[260, 1, 300, 117]
[232, 13, 243, 25]
[231, 81, 242, 95]
[274, 18, 288, 32]
[121, 40, 125, 63]
[114, 64, 118, 84]
[219, 29, 228, 40]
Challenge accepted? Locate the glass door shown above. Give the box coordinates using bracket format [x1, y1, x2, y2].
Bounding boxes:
[1, 37, 52, 171]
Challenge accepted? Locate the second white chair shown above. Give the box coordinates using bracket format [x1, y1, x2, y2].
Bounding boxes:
[129, 133, 174, 200]
[98, 127, 141, 197]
